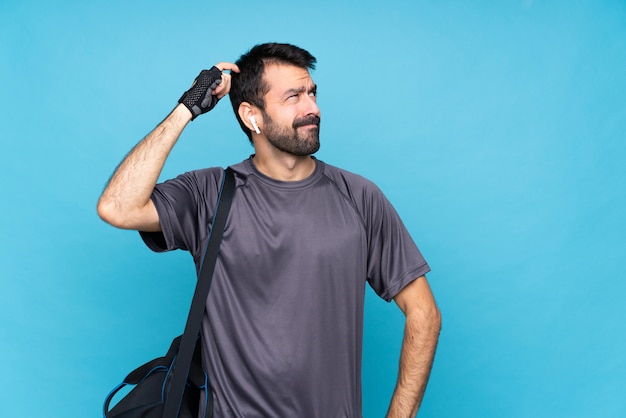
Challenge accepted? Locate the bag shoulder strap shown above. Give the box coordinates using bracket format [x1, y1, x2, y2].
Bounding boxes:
[163, 167, 236, 418]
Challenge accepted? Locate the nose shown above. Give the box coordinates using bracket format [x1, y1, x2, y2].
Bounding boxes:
[303, 93, 320, 117]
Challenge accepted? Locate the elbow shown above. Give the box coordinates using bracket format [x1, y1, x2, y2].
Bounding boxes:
[423, 303, 442, 337]
[412, 302, 442, 337]
[97, 198, 126, 229]
[97, 196, 159, 231]
[432, 305, 442, 335]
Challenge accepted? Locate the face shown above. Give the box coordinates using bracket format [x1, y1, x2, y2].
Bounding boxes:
[259, 64, 321, 156]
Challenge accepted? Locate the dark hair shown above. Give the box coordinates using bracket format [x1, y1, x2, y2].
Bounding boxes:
[229, 43, 317, 143]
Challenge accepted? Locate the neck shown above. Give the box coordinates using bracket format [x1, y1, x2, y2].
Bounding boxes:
[252, 146, 316, 181]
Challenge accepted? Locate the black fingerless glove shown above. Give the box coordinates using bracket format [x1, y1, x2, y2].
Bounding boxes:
[178, 66, 223, 120]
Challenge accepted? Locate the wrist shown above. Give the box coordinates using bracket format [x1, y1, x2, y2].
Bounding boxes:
[172, 103, 193, 123]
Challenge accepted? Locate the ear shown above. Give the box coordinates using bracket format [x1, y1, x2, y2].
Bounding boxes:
[238, 102, 261, 133]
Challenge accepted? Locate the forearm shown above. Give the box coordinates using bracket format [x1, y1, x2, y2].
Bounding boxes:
[97, 104, 191, 229]
[387, 307, 441, 417]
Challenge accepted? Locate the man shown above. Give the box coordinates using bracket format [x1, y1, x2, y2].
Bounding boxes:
[98, 43, 441, 417]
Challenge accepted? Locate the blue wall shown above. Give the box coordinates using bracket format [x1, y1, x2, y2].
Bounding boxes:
[2, 1, 625, 417]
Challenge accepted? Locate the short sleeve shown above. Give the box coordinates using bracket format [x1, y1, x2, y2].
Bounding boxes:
[363, 184, 430, 302]
[139, 168, 223, 264]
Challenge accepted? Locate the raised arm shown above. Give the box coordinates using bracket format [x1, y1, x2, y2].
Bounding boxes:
[97, 62, 239, 232]
[387, 276, 441, 417]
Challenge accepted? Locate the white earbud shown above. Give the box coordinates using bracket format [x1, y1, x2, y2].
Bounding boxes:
[249, 116, 261, 134]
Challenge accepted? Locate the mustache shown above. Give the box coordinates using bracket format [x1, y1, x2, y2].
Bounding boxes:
[293, 115, 321, 129]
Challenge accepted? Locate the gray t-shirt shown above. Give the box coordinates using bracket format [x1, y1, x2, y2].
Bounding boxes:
[140, 157, 430, 418]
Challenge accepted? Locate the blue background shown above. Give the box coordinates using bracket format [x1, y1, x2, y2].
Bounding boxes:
[2, 1, 625, 417]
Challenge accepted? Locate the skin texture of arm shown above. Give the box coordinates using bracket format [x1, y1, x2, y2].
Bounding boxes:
[97, 63, 238, 232]
[387, 276, 442, 418]
[97, 103, 192, 231]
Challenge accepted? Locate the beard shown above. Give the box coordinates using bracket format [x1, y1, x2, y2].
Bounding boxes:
[261, 111, 321, 156]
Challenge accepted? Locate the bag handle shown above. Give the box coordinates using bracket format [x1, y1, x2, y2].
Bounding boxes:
[163, 167, 236, 418]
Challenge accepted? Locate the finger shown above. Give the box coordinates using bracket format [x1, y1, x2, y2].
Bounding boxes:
[216, 76, 231, 99]
[213, 77, 226, 95]
[215, 62, 240, 73]
[215, 72, 231, 94]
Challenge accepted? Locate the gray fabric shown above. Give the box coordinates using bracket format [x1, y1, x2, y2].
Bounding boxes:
[140, 157, 430, 417]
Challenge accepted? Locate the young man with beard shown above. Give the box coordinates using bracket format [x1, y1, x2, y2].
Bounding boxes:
[97, 43, 441, 417]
